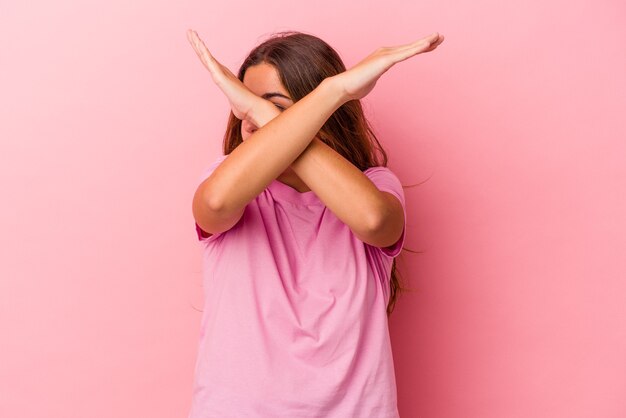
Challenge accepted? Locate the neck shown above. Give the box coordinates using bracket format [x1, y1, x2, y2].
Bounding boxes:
[277, 168, 311, 193]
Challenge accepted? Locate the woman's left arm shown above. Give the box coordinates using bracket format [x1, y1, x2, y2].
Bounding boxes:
[251, 103, 403, 249]
[290, 137, 404, 248]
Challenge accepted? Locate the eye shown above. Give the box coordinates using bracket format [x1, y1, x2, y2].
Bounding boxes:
[274, 103, 285, 111]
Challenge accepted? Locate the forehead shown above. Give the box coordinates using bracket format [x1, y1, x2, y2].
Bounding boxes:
[242, 62, 289, 97]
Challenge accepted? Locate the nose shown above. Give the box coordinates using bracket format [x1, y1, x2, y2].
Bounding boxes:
[244, 121, 258, 134]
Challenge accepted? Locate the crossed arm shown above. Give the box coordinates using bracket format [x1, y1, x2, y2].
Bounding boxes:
[193, 78, 404, 249]
[187, 30, 443, 248]
[258, 102, 404, 249]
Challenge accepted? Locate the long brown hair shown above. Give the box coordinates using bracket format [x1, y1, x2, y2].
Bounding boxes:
[222, 31, 407, 316]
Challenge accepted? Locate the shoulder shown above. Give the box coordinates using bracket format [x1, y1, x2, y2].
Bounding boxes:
[363, 166, 404, 201]
[197, 154, 229, 183]
[363, 165, 401, 183]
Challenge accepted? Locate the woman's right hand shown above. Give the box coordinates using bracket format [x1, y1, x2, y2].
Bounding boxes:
[186, 29, 269, 124]
[333, 32, 445, 102]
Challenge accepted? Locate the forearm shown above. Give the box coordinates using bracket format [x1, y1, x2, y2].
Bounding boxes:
[203, 77, 346, 212]
[248, 100, 283, 129]
[290, 138, 386, 236]
[249, 102, 388, 238]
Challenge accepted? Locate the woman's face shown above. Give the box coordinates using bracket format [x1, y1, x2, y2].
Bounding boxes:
[241, 62, 294, 141]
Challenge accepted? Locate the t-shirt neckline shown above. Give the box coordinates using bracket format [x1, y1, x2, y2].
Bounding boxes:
[268, 179, 323, 205]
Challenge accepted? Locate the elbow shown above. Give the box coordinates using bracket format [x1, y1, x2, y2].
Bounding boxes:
[192, 188, 224, 229]
[358, 206, 386, 239]
[192, 185, 245, 236]
[358, 193, 403, 248]
[194, 182, 226, 213]
[204, 191, 226, 213]
[354, 212, 387, 248]
[366, 194, 390, 233]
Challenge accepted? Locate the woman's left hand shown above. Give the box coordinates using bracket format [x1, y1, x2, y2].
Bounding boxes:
[332, 32, 445, 103]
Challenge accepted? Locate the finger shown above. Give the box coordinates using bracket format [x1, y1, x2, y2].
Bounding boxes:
[399, 32, 440, 50]
[428, 34, 444, 48]
[188, 30, 213, 59]
[421, 32, 440, 44]
[187, 29, 198, 51]
[193, 33, 211, 55]
[186, 29, 195, 43]
[188, 31, 221, 74]
[392, 33, 443, 61]
[188, 29, 199, 48]
[193, 32, 212, 59]
[378, 32, 439, 54]
[421, 35, 445, 53]
[187, 30, 204, 56]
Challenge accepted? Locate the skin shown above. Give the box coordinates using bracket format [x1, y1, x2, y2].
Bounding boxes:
[240, 62, 308, 192]
[188, 29, 444, 248]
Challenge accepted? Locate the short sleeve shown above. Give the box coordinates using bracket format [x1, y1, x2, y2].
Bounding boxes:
[363, 166, 407, 258]
[194, 154, 229, 243]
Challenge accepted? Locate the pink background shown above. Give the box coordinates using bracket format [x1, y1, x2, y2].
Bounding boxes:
[1, 0, 625, 417]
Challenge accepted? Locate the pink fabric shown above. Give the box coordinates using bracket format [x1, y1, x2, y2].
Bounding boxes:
[188, 154, 406, 418]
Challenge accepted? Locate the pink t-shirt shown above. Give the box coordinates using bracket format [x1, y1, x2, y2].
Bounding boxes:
[188, 154, 406, 418]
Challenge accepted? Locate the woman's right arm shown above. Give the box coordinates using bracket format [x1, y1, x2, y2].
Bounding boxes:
[193, 77, 346, 228]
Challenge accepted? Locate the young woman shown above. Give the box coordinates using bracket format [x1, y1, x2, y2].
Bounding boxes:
[186, 29, 444, 418]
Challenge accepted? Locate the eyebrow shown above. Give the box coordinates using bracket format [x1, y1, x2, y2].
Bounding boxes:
[262, 92, 292, 101]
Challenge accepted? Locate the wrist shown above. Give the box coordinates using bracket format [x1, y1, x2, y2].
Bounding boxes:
[320, 76, 349, 107]
[249, 99, 282, 128]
